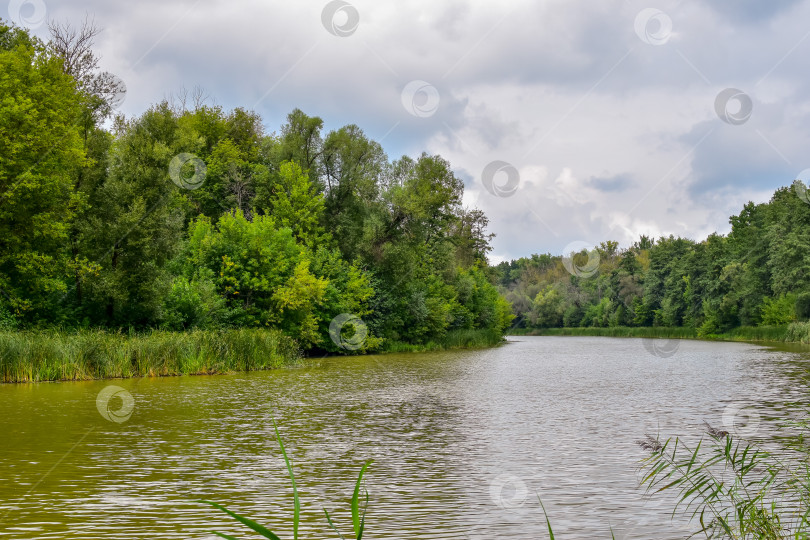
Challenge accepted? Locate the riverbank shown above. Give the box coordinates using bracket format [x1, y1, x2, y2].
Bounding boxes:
[381, 328, 505, 353]
[509, 321, 810, 344]
[0, 327, 506, 383]
[0, 329, 302, 383]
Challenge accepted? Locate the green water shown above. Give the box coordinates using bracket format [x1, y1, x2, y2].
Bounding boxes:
[1, 337, 809, 539]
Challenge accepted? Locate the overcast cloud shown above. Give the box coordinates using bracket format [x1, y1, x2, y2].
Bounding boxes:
[10, 0, 810, 262]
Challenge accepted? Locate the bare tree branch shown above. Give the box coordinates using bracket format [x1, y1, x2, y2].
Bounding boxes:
[48, 15, 126, 119]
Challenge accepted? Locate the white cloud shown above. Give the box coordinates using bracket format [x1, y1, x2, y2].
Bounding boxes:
[31, 0, 810, 261]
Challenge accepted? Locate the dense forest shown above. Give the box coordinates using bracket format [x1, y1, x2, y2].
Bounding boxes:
[0, 19, 513, 354]
[498, 183, 810, 336]
[8, 14, 810, 357]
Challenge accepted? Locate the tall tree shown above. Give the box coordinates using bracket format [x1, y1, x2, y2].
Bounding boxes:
[0, 21, 86, 322]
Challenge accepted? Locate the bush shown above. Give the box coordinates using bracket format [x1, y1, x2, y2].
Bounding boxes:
[0, 305, 18, 330]
[162, 273, 228, 330]
[759, 294, 796, 325]
[698, 308, 722, 337]
[563, 304, 584, 327]
[795, 292, 810, 320]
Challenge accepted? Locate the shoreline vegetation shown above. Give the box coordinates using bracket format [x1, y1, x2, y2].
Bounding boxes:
[0, 17, 515, 381]
[496, 184, 810, 347]
[508, 321, 810, 345]
[0, 327, 504, 383]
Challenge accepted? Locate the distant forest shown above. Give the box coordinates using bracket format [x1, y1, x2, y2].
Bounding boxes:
[0, 19, 513, 352]
[497, 183, 810, 336]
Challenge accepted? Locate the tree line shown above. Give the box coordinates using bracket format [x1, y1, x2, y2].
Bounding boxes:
[498, 183, 810, 336]
[0, 19, 513, 352]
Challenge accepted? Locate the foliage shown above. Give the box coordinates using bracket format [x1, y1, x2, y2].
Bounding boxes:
[795, 293, 810, 321]
[784, 321, 810, 344]
[0, 22, 85, 321]
[498, 185, 810, 340]
[0, 20, 511, 354]
[760, 294, 796, 326]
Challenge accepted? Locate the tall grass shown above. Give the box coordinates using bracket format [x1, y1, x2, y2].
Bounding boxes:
[0, 328, 301, 383]
[717, 325, 789, 342]
[785, 321, 810, 344]
[381, 328, 504, 353]
[0, 326, 506, 382]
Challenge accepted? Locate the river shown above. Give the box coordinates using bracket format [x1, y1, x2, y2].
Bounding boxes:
[1, 336, 809, 539]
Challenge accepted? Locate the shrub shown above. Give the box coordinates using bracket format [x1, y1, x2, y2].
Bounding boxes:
[759, 294, 796, 325]
[795, 292, 810, 320]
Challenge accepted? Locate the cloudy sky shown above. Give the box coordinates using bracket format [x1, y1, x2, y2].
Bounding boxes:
[9, 0, 810, 262]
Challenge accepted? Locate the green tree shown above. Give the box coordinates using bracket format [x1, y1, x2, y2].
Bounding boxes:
[260, 161, 327, 247]
[0, 22, 86, 322]
[530, 285, 564, 327]
[78, 103, 187, 326]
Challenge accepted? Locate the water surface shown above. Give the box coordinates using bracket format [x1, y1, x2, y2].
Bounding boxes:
[2, 336, 809, 539]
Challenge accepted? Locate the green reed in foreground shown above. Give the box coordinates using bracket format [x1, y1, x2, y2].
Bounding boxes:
[637, 420, 810, 539]
[195, 418, 810, 539]
[0, 328, 301, 382]
[201, 420, 809, 539]
[201, 420, 371, 540]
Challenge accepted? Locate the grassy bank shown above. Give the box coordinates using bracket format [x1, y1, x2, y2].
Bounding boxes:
[0, 327, 507, 383]
[0, 328, 301, 383]
[381, 328, 505, 353]
[509, 322, 810, 344]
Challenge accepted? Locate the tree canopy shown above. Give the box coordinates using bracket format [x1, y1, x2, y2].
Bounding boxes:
[0, 19, 511, 352]
[498, 185, 810, 336]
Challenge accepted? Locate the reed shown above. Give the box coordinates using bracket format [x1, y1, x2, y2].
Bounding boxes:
[0, 328, 301, 383]
[717, 325, 789, 342]
[784, 321, 810, 344]
[636, 418, 810, 539]
[381, 328, 504, 353]
[201, 420, 371, 540]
